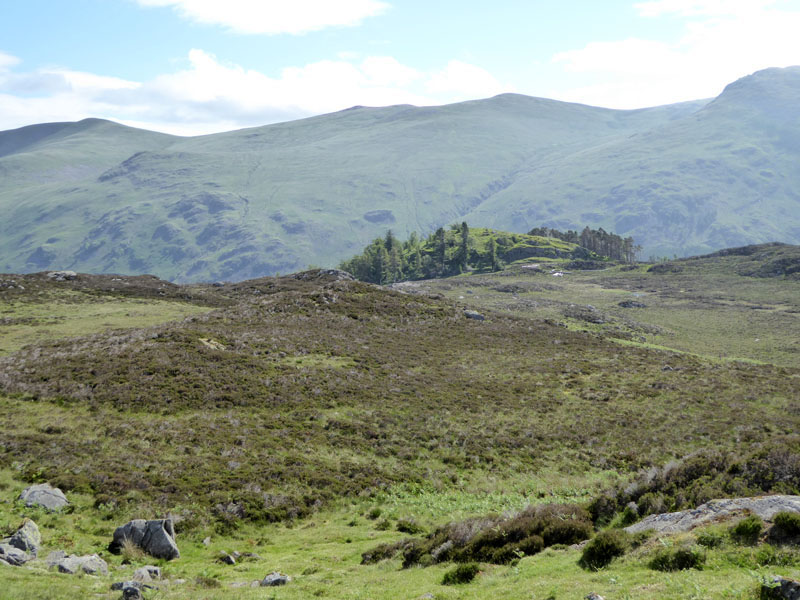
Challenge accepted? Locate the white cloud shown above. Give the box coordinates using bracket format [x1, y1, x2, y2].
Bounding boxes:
[427, 60, 510, 98]
[136, 0, 389, 35]
[0, 50, 508, 135]
[634, 0, 777, 17]
[0, 51, 20, 71]
[549, 1, 800, 108]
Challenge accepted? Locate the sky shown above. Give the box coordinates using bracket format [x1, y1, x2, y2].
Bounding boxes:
[1, 0, 799, 136]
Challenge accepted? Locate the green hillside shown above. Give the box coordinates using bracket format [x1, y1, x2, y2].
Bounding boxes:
[0, 246, 798, 598]
[1, 67, 799, 282]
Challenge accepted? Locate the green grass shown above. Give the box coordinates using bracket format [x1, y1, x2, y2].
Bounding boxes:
[414, 245, 800, 368]
[1, 476, 798, 599]
[0, 293, 211, 355]
[0, 264, 797, 598]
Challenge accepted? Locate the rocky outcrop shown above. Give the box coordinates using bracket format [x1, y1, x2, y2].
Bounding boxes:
[2, 519, 41, 558]
[109, 519, 179, 560]
[19, 483, 69, 511]
[47, 551, 108, 575]
[625, 495, 800, 534]
[46, 271, 77, 281]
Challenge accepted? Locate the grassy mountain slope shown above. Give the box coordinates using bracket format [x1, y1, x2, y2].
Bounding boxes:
[466, 68, 800, 258]
[1, 68, 799, 282]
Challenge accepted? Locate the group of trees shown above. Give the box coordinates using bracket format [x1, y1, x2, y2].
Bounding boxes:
[340, 223, 639, 284]
[528, 226, 640, 264]
[339, 223, 499, 284]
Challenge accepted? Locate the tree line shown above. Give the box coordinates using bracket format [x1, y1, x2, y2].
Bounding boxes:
[339, 223, 638, 284]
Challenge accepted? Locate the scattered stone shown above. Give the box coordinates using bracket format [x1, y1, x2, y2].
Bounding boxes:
[625, 495, 800, 535]
[6, 519, 41, 556]
[586, 594, 605, 600]
[46, 270, 77, 281]
[618, 300, 647, 308]
[464, 310, 485, 321]
[19, 483, 69, 511]
[133, 565, 161, 581]
[261, 572, 291, 586]
[110, 519, 180, 560]
[0, 543, 32, 566]
[52, 553, 109, 576]
[218, 552, 236, 565]
[122, 585, 143, 600]
[761, 576, 800, 600]
[202, 536, 211, 546]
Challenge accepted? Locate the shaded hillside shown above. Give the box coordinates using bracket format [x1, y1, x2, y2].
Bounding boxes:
[1, 67, 799, 281]
[467, 67, 800, 257]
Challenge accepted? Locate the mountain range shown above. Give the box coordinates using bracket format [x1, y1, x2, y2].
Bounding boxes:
[1, 66, 799, 282]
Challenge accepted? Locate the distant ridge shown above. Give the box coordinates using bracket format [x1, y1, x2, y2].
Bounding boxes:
[1, 67, 799, 282]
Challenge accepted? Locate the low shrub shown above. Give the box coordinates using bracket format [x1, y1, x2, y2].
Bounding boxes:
[441, 562, 480, 585]
[772, 511, 800, 536]
[730, 515, 763, 544]
[649, 546, 705, 571]
[399, 503, 592, 567]
[361, 540, 415, 565]
[579, 529, 630, 570]
[755, 543, 800, 567]
[367, 507, 382, 520]
[396, 519, 425, 534]
[696, 529, 725, 548]
[375, 519, 392, 531]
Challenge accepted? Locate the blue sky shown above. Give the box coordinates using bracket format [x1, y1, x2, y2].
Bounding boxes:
[1, 0, 799, 135]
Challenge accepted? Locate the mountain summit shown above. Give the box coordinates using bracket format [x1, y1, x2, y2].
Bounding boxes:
[1, 67, 799, 281]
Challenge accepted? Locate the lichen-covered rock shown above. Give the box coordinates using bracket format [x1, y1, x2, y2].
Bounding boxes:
[19, 483, 69, 511]
[625, 495, 800, 534]
[109, 519, 179, 560]
[52, 553, 109, 575]
[133, 565, 161, 581]
[6, 519, 41, 556]
[261, 572, 291, 586]
[0, 543, 32, 566]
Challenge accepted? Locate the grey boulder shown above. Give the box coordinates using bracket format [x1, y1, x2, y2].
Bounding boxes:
[19, 483, 69, 511]
[261, 572, 291, 586]
[51, 553, 109, 575]
[762, 576, 800, 600]
[133, 565, 161, 581]
[464, 310, 485, 321]
[625, 495, 800, 534]
[110, 519, 179, 560]
[6, 519, 41, 556]
[0, 543, 32, 566]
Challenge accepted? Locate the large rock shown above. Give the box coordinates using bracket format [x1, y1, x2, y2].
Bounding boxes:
[261, 572, 291, 586]
[625, 495, 800, 534]
[0, 543, 32, 566]
[6, 519, 41, 556]
[19, 483, 69, 511]
[51, 553, 109, 575]
[762, 576, 800, 600]
[109, 519, 179, 560]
